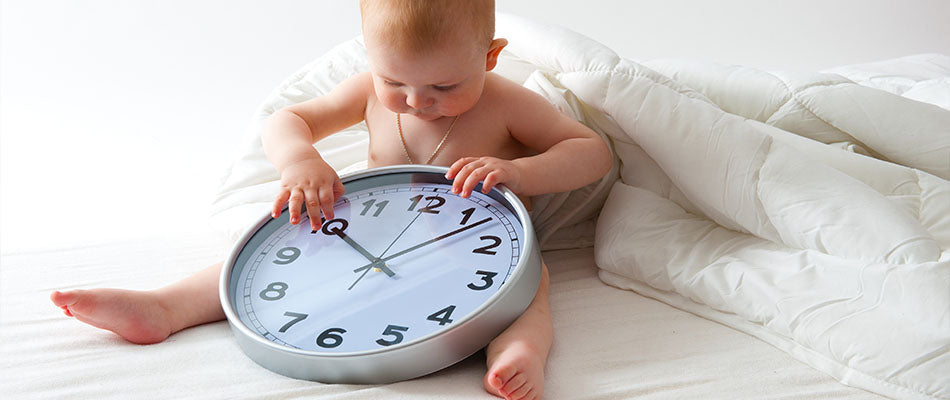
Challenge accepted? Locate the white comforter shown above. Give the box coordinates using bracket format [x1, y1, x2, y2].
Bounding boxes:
[211, 14, 949, 400]
[587, 35, 950, 400]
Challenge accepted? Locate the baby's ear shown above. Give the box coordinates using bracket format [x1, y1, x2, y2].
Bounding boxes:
[485, 38, 508, 71]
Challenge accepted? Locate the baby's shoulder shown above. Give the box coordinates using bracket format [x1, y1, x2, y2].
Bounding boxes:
[321, 72, 376, 111]
[483, 73, 560, 119]
[484, 73, 535, 99]
[335, 71, 375, 95]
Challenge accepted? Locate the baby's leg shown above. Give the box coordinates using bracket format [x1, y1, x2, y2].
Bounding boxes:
[483, 261, 552, 400]
[50, 262, 225, 344]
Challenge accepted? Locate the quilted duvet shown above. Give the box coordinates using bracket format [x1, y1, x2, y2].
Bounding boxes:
[581, 28, 949, 400]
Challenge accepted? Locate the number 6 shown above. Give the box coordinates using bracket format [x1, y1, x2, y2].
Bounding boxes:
[316, 327, 346, 348]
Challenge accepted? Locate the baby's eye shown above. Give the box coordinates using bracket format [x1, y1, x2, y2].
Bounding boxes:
[433, 84, 457, 92]
[384, 80, 403, 87]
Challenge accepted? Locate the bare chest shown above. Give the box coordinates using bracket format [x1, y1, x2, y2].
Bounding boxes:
[364, 107, 532, 169]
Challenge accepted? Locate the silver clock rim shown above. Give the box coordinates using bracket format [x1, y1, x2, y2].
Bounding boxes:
[219, 164, 541, 382]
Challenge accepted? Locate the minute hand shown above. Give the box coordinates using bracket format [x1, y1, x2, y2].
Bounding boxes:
[352, 217, 493, 273]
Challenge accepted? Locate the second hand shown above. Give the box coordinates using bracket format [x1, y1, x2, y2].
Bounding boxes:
[346, 197, 430, 290]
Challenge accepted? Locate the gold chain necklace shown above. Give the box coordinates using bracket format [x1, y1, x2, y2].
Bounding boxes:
[397, 113, 460, 165]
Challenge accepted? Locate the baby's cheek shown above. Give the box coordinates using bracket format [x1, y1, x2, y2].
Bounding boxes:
[376, 91, 406, 114]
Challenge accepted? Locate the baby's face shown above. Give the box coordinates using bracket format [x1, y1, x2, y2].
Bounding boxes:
[366, 36, 488, 121]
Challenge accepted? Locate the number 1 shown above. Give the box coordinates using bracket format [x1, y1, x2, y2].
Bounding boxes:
[460, 207, 475, 225]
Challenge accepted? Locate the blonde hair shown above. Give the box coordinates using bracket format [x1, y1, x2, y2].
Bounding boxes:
[360, 0, 495, 53]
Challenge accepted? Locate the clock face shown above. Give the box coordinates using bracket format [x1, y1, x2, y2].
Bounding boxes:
[226, 169, 525, 354]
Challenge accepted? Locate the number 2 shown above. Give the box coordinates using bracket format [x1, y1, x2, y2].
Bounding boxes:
[473, 236, 502, 255]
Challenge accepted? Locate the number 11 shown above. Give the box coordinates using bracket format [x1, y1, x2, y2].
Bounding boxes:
[361, 199, 389, 217]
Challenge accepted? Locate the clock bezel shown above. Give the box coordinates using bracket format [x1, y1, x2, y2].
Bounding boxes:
[219, 164, 542, 383]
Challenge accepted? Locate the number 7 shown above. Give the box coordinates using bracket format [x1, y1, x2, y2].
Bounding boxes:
[279, 311, 308, 333]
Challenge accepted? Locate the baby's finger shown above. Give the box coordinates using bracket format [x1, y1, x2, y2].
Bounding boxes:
[451, 159, 484, 194]
[288, 188, 305, 225]
[272, 189, 291, 218]
[332, 178, 346, 200]
[481, 171, 502, 194]
[302, 187, 324, 230]
[304, 201, 321, 231]
[460, 167, 490, 197]
[445, 157, 472, 180]
[318, 186, 336, 222]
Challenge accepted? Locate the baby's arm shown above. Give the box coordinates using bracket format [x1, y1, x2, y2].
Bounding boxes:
[262, 72, 372, 230]
[447, 78, 611, 197]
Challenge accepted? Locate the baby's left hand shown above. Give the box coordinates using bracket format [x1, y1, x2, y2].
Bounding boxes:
[446, 156, 522, 197]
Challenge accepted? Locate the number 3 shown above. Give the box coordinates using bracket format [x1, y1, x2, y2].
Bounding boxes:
[467, 270, 498, 291]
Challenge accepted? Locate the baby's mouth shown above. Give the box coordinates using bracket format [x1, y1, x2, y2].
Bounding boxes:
[410, 111, 442, 121]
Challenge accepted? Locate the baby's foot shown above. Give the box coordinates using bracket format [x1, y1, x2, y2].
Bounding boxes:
[483, 338, 546, 400]
[50, 289, 173, 344]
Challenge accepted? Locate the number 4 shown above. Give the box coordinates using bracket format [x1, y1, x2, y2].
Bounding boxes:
[427, 305, 456, 326]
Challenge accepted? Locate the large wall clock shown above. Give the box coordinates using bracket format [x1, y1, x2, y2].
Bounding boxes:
[220, 165, 541, 383]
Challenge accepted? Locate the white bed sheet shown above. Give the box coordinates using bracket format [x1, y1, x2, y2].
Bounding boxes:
[1, 231, 882, 399]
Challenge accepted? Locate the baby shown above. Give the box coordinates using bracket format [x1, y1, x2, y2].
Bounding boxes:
[50, 1, 611, 399]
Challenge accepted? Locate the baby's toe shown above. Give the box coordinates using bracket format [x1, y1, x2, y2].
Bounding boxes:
[485, 364, 516, 394]
[500, 371, 528, 396]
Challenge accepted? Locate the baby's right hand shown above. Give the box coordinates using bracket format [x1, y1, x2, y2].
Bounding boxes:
[271, 158, 345, 230]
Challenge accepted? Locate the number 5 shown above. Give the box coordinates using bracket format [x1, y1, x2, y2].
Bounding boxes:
[376, 324, 409, 346]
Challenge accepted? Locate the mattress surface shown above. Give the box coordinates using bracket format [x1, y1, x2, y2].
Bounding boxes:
[1, 232, 882, 399]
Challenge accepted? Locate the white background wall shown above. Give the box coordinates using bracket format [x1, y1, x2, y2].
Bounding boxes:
[2, 0, 948, 252]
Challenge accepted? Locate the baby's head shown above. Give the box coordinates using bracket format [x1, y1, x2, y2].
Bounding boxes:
[360, 0, 496, 56]
[360, 0, 507, 120]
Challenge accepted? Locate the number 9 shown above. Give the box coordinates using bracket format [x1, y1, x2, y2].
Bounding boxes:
[273, 247, 301, 265]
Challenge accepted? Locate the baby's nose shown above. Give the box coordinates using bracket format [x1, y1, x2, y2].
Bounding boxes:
[406, 91, 434, 109]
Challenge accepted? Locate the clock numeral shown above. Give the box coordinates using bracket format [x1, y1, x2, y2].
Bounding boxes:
[259, 282, 288, 301]
[408, 194, 445, 214]
[321, 218, 349, 235]
[473, 235, 502, 255]
[360, 199, 389, 217]
[272, 247, 301, 265]
[376, 324, 410, 346]
[427, 305, 456, 326]
[460, 207, 476, 225]
[278, 311, 308, 333]
[467, 270, 498, 291]
[316, 327, 347, 349]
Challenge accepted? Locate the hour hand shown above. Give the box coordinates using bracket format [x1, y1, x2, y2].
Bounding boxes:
[322, 218, 396, 277]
